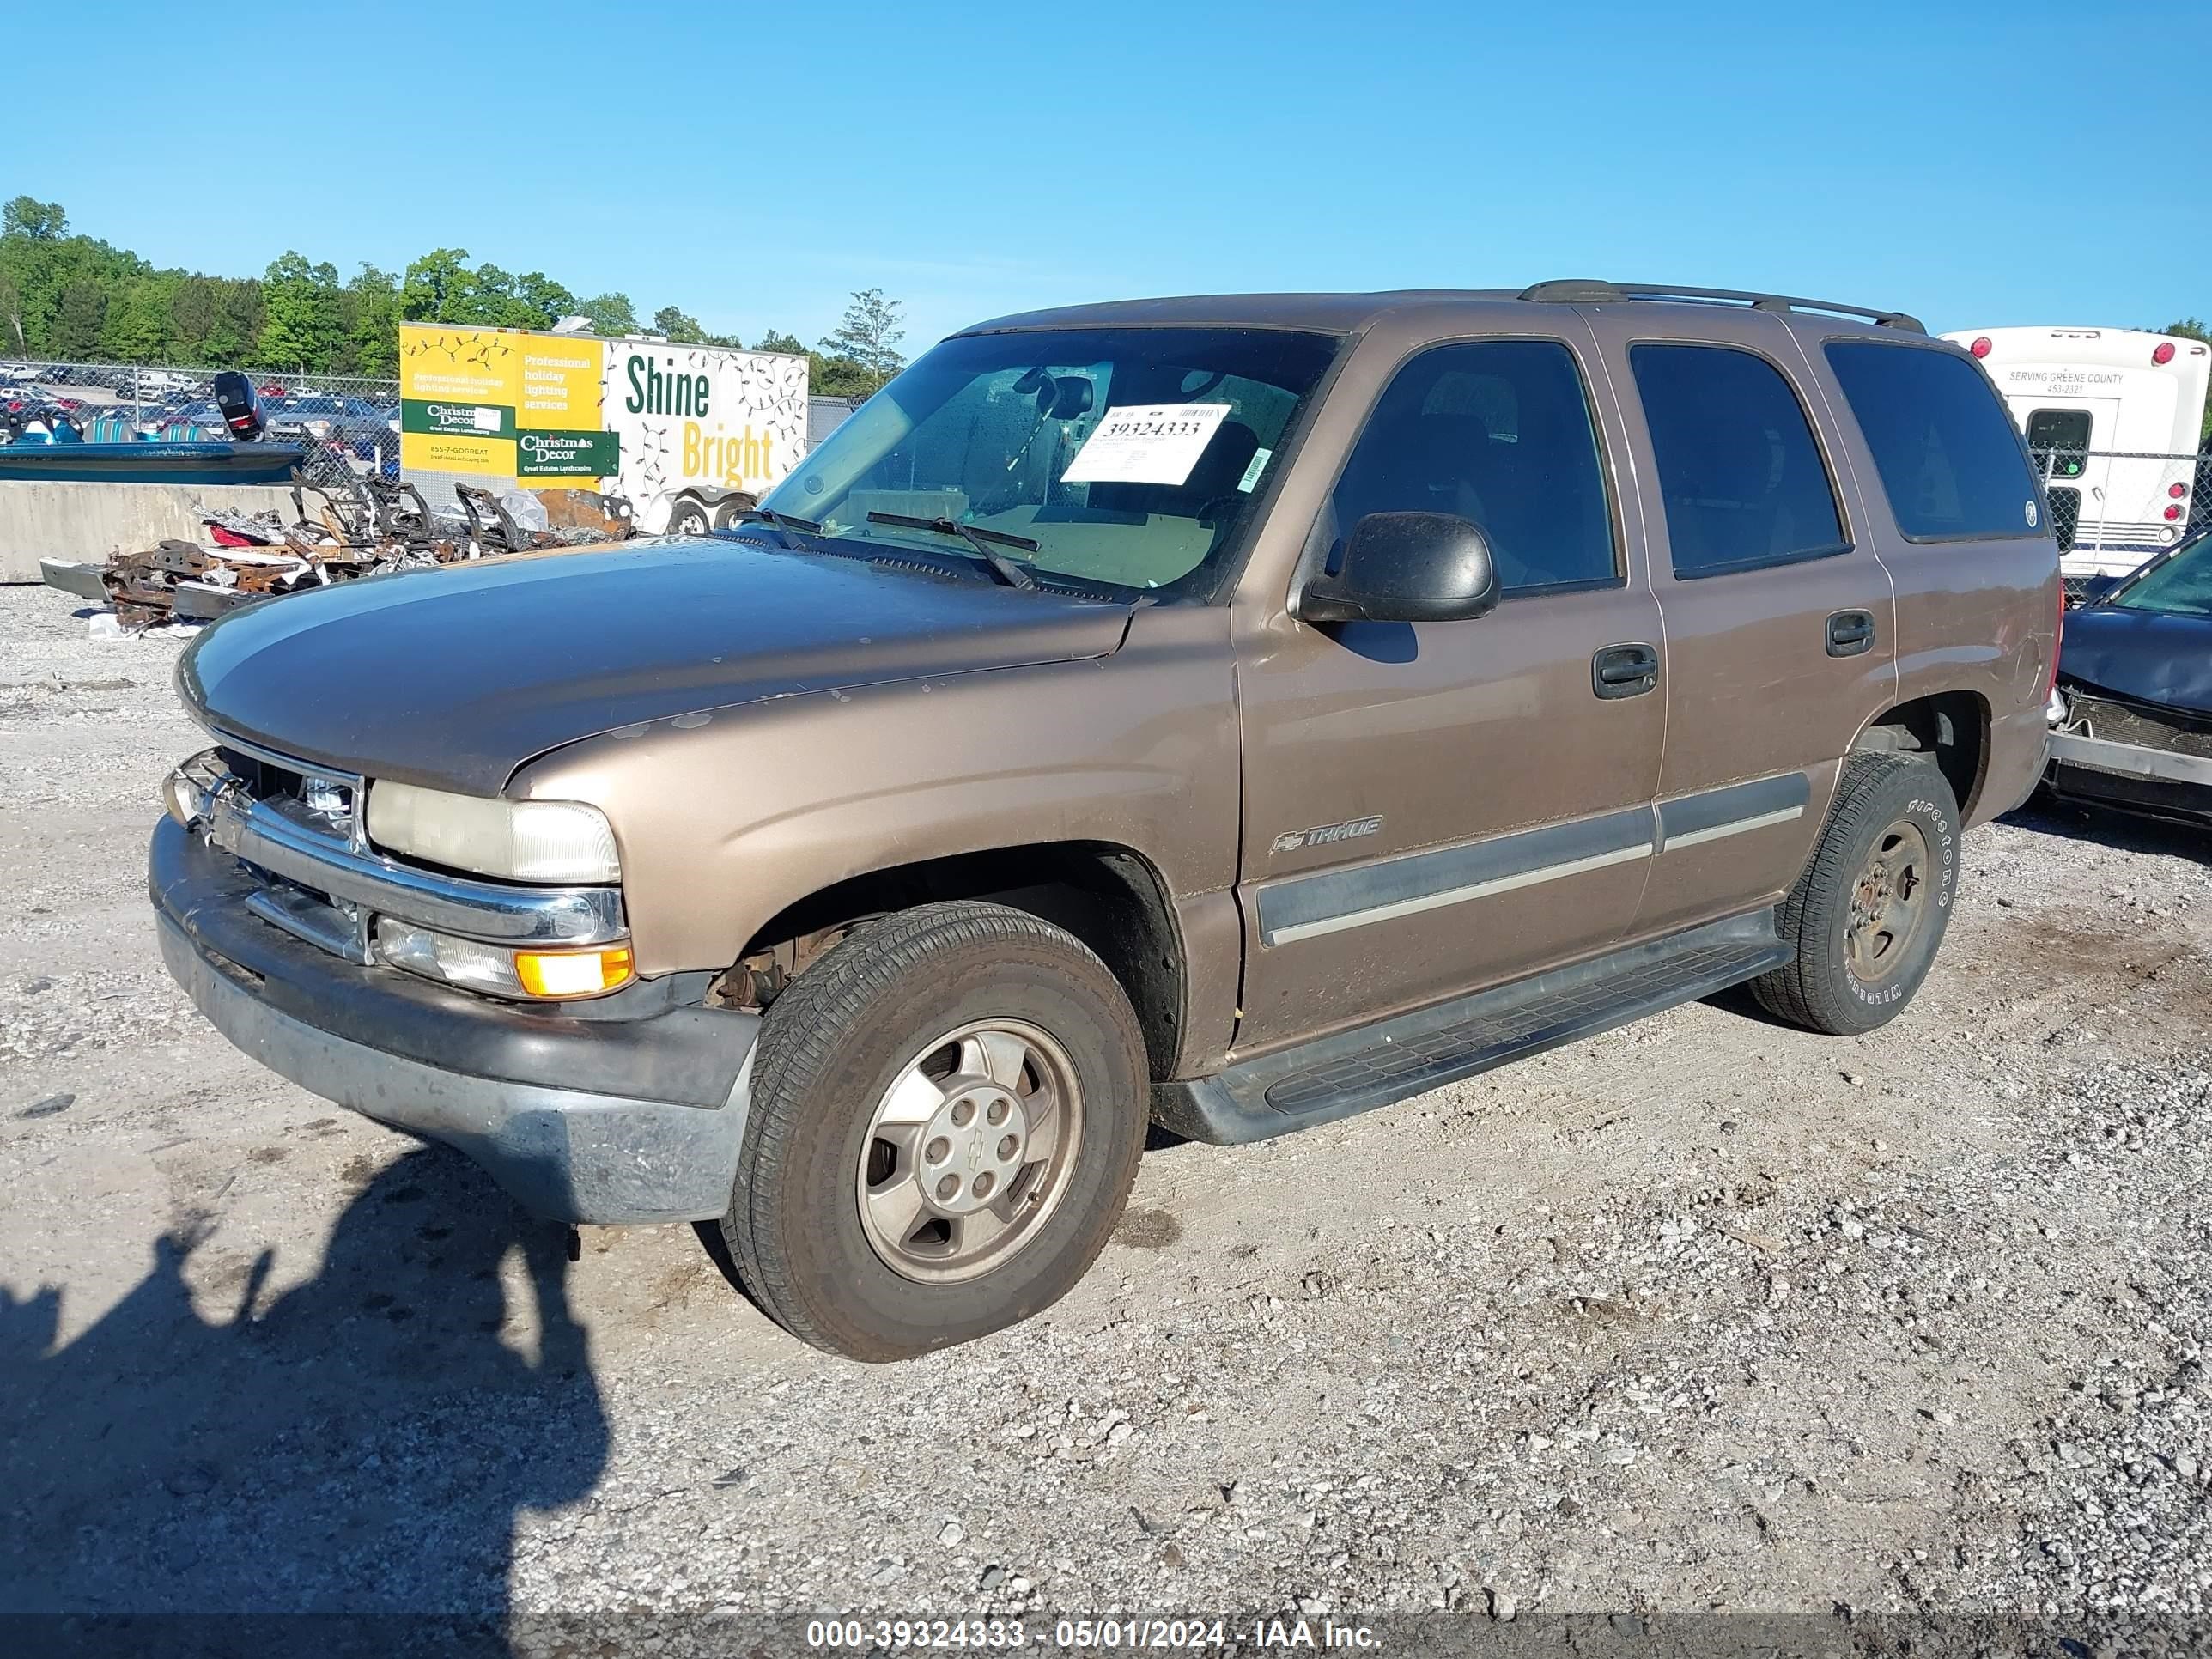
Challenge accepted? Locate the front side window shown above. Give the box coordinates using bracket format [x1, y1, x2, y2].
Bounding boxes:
[1824, 343, 2045, 541]
[1631, 343, 1848, 578]
[760, 327, 1339, 599]
[1325, 339, 1617, 596]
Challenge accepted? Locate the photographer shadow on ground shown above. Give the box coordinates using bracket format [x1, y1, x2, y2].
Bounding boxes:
[0, 1144, 609, 1646]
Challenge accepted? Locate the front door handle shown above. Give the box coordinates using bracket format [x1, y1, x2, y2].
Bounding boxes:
[1826, 610, 1876, 657]
[1592, 641, 1659, 700]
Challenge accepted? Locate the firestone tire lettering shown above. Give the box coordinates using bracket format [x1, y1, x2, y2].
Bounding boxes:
[1750, 755, 1961, 1037]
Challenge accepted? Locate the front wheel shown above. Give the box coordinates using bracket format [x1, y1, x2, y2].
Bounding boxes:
[1750, 753, 1961, 1036]
[719, 901, 1149, 1361]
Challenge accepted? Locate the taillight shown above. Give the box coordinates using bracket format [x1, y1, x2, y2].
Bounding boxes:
[2166, 505, 2185, 521]
[1971, 337, 1993, 359]
[2152, 341, 2176, 365]
[2172, 483, 2189, 499]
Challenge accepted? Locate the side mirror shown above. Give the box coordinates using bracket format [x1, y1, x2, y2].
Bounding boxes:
[1300, 511, 1499, 624]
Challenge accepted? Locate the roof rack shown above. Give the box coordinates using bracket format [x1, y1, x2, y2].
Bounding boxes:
[1517, 280, 1925, 334]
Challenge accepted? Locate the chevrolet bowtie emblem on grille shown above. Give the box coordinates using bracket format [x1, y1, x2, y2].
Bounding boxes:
[1272, 815, 1384, 855]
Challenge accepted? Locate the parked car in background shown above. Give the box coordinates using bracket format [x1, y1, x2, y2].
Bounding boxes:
[153, 280, 2057, 1360]
[2046, 527, 2212, 826]
[265, 394, 387, 441]
[125, 368, 203, 399]
[131, 398, 226, 440]
[261, 393, 401, 478]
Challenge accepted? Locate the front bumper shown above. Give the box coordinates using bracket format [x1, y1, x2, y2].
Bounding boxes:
[152, 816, 758, 1223]
[2045, 730, 2212, 824]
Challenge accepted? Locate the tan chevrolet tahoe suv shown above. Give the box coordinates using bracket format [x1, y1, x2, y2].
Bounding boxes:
[154, 281, 2060, 1359]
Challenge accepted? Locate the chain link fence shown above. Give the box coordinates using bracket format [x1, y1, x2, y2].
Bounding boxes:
[1, 356, 399, 484]
[2032, 446, 2212, 594]
[10, 362, 2206, 580]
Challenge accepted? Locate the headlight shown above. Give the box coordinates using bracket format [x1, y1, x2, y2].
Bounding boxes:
[365, 781, 619, 884]
[164, 749, 227, 827]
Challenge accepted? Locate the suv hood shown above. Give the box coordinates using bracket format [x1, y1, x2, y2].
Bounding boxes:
[2057, 603, 2212, 717]
[179, 538, 1130, 795]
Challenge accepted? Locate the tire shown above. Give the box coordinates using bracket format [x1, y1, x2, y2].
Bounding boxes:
[1749, 753, 1961, 1036]
[708, 494, 758, 532]
[719, 901, 1149, 1361]
[665, 495, 711, 537]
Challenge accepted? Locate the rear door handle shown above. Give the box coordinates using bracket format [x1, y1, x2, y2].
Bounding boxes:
[1592, 641, 1659, 700]
[1826, 610, 1876, 657]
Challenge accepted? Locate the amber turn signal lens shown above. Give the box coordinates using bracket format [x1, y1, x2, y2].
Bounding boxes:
[514, 945, 635, 999]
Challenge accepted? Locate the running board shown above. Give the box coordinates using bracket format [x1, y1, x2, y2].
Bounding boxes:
[1154, 908, 1790, 1146]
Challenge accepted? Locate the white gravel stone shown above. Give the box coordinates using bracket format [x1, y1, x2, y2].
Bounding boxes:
[3, 586, 2212, 1620]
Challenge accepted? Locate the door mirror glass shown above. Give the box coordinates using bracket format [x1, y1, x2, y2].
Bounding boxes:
[1301, 511, 1499, 623]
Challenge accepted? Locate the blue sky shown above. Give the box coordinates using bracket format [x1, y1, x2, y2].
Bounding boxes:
[8, 0, 2204, 355]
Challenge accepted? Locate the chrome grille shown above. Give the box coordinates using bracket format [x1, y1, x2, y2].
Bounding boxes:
[196, 739, 370, 960]
[167, 740, 627, 965]
[213, 733, 364, 853]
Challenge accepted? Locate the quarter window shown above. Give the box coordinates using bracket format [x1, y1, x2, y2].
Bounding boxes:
[1630, 344, 1848, 578]
[1823, 343, 2047, 538]
[1327, 340, 1617, 597]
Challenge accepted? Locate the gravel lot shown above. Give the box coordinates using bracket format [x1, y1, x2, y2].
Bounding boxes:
[3, 585, 2210, 1637]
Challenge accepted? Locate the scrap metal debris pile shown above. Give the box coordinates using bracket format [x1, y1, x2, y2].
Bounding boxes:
[40, 480, 635, 629]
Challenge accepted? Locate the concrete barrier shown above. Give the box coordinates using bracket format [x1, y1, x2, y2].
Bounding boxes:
[0, 482, 301, 584]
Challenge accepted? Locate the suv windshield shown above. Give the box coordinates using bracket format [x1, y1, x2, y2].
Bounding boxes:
[758, 327, 1340, 599]
[2111, 533, 2212, 618]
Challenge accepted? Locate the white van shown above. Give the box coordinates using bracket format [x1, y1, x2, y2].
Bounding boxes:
[1941, 325, 2210, 578]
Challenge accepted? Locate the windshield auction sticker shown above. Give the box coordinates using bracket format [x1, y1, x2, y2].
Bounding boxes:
[1062, 404, 1232, 487]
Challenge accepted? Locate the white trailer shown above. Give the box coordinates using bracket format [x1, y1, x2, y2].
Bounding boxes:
[600, 339, 810, 534]
[398, 323, 808, 536]
[1942, 325, 2209, 577]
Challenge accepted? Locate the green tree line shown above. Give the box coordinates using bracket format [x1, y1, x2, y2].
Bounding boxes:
[0, 197, 896, 396]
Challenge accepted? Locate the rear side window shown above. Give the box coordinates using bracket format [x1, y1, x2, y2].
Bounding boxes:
[1630, 344, 1848, 578]
[1328, 339, 1616, 596]
[1826, 343, 2046, 538]
[2024, 407, 2093, 481]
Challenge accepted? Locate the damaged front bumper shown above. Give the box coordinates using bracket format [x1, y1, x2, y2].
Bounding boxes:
[151, 816, 757, 1223]
[2045, 694, 2212, 824]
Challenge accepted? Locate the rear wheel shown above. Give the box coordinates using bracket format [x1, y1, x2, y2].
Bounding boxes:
[664, 495, 711, 537]
[1750, 753, 1960, 1036]
[709, 494, 758, 532]
[719, 901, 1149, 1360]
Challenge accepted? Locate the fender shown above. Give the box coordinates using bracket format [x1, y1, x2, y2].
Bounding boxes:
[514, 605, 1246, 1060]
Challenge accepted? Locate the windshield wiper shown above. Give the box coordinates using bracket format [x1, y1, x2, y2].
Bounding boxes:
[732, 507, 823, 549]
[866, 511, 1037, 590]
